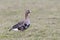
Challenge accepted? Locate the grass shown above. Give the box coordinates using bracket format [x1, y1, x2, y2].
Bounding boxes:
[0, 0, 60, 40]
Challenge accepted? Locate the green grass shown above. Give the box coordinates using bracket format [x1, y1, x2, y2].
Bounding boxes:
[0, 0, 60, 40]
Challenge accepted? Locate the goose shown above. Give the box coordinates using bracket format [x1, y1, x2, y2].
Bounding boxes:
[9, 10, 31, 31]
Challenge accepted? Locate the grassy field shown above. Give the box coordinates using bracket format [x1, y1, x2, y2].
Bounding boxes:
[0, 0, 60, 40]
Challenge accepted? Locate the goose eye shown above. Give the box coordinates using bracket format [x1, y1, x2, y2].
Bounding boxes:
[26, 10, 31, 14]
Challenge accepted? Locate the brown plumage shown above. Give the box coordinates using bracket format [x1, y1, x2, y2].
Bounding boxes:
[9, 10, 31, 31]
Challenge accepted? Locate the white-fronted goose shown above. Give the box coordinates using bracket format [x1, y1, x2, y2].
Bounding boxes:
[9, 10, 31, 31]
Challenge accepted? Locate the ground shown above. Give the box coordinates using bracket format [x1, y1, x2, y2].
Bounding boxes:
[0, 0, 60, 40]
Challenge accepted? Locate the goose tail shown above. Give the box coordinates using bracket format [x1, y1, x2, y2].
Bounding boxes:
[9, 28, 13, 31]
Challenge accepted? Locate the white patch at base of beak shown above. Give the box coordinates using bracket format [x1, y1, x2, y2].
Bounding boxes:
[12, 28, 18, 31]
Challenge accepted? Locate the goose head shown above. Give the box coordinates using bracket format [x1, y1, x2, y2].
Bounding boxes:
[25, 10, 31, 14]
[25, 10, 31, 19]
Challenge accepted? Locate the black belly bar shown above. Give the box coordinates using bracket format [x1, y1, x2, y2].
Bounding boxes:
[18, 24, 30, 31]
